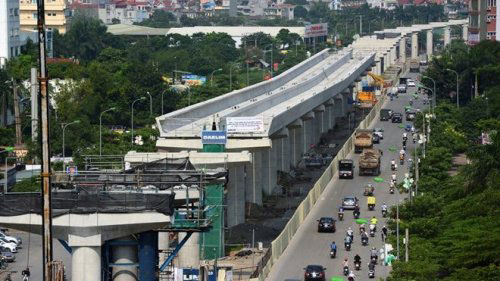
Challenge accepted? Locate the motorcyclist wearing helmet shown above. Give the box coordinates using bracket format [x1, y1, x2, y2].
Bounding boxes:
[330, 241, 337, 256]
[343, 258, 349, 268]
[370, 247, 378, 259]
[370, 216, 378, 225]
[359, 223, 365, 234]
[381, 203, 388, 212]
[354, 254, 361, 264]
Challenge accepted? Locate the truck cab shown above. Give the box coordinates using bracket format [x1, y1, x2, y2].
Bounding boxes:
[338, 159, 354, 179]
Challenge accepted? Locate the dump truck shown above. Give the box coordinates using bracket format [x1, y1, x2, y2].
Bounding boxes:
[358, 148, 382, 176]
[354, 129, 373, 153]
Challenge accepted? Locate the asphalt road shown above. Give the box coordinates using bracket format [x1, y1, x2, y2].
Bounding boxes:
[1, 231, 72, 281]
[267, 71, 423, 281]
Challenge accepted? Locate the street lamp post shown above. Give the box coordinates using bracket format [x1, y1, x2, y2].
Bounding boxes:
[446, 68, 459, 108]
[62, 120, 80, 171]
[421, 75, 436, 114]
[131, 97, 146, 144]
[99, 107, 116, 156]
[210, 68, 223, 87]
[145, 91, 153, 116]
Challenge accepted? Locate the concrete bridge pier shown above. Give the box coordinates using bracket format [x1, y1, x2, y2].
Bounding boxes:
[426, 29, 433, 57]
[111, 236, 138, 281]
[288, 120, 303, 168]
[411, 32, 419, 59]
[227, 164, 246, 226]
[281, 136, 291, 172]
[245, 150, 263, 205]
[325, 99, 335, 130]
[302, 112, 315, 154]
[70, 234, 102, 281]
[177, 232, 200, 267]
[444, 26, 451, 47]
[462, 24, 468, 41]
[400, 37, 406, 63]
[313, 105, 326, 143]
[390, 45, 397, 65]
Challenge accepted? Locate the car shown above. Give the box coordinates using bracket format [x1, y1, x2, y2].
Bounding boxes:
[391, 113, 403, 123]
[372, 134, 380, 144]
[0, 240, 17, 253]
[408, 80, 416, 87]
[0, 248, 15, 262]
[304, 265, 326, 281]
[338, 159, 354, 179]
[406, 112, 416, 121]
[342, 196, 358, 210]
[397, 85, 407, 93]
[317, 217, 336, 233]
[0, 231, 21, 245]
[373, 128, 384, 139]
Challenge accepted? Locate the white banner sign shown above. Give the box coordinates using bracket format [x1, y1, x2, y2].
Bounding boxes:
[226, 116, 264, 133]
[305, 23, 328, 38]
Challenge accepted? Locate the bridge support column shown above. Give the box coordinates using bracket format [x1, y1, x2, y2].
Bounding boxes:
[227, 165, 246, 226]
[72, 246, 101, 281]
[111, 236, 138, 281]
[263, 140, 279, 195]
[314, 105, 325, 143]
[383, 53, 388, 71]
[399, 37, 406, 64]
[289, 121, 303, 168]
[281, 136, 290, 172]
[411, 32, 418, 59]
[178, 232, 200, 267]
[426, 29, 433, 57]
[444, 26, 451, 47]
[246, 151, 262, 204]
[390, 46, 396, 66]
[325, 99, 335, 131]
[302, 112, 315, 153]
[462, 24, 468, 41]
[158, 232, 170, 268]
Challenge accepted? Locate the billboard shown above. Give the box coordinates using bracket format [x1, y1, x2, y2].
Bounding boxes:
[226, 116, 264, 133]
[201, 130, 227, 145]
[304, 23, 328, 38]
[181, 74, 207, 86]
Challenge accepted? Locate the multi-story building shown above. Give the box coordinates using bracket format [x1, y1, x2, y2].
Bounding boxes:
[469, 0, 488, 44]
[19, 0, 70, 33]
[98, 0, 150, 25]
[0, 0, 22, 63]
[486, 0, 497, 40]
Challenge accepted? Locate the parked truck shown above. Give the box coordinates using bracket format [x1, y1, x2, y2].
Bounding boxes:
[358, 149, 382, 176]
[354, 129, 373, 153]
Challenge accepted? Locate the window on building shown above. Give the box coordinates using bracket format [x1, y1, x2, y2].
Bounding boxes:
[33, 12, 38, 18]
[31, 0, 37, 4]
[14, 8, 18, 16]
[9, 8, 14, 16]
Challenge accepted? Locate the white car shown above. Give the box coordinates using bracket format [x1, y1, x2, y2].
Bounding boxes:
[0, 240, 17, 253]
[0, 231, 21, 245]
[408, 80, 416, 87]
[373, 128, 384, 139]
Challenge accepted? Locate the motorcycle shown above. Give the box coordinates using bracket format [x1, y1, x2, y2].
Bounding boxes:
[361, 236, 368, 246]
[368, 269, 375, 278]
[370, 228, 375, 237]
[363, 185, 375, 196]
[389, 186, 395, 194]
[400, 155, 404, 165]
[382, 209, 387, 217]
[330, 250, 336, 258]
[338, 212, 344, 221]
[345, 242, 351, 251]
[354, 211, 360, 219]
[355, 261, 361, 271]
[391, 163, 396, 171]
[348, 277, 355, 281]
[343, 266, 350, 276]
[368, 204, 375, 211]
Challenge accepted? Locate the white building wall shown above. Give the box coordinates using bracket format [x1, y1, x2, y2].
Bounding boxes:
[0, 0, 22, 65]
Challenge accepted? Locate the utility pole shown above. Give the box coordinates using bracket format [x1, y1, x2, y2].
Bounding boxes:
[405, 228, 409, 262]
[36, 0, 54, 277]
[11, 79, 22, 145]
[396, 190, 400, 259]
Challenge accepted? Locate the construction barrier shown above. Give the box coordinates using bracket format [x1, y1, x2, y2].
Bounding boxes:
[251, 94, 386, 281]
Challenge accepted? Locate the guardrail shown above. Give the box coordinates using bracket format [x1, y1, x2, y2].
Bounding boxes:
[250, 94, 386, 281]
